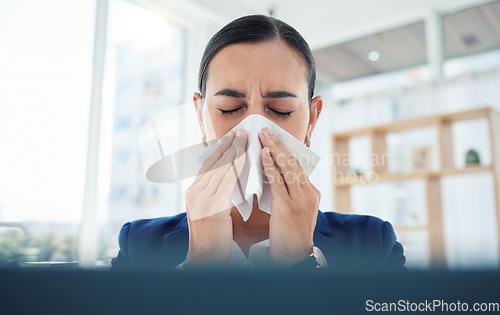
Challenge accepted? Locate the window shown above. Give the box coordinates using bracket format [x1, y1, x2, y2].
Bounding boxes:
[98, 0, 186, 265]
[0, 0, 95, 265]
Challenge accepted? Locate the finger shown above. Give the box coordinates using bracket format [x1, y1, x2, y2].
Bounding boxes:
[221, 129, 248, 166]
[263, 127, 303, 172]
[215, 146, 246, 198]
[186, 160, 236, 220]
[191, 131, 235, 188]
[233, 143, 246, 175]
[209, 129, 248, 195]
[233, 129, 248, 158]
[261, 127, 310, 188]
[231, 143, 247, 203]
[261, 147, 288, 197]
[200, 131, 235, 172]
[212, 129, 247, 172]
[187, 163, 225, 198]
[195, 145, 238, 197]
[259, 129, 301, 197]
[205, 162, 235, 196]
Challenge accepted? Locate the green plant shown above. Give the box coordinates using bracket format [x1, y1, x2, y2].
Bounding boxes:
[0, 230, 31, 266]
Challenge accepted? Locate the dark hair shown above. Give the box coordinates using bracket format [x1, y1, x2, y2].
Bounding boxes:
[198, 15, 316, 102]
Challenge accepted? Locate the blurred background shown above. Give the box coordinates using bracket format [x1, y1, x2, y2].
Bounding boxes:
[0, 0, 499, 270]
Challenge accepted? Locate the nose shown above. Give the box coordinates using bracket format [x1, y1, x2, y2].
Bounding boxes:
[244, 106, 266, 118]
[241, 95, 268, 120]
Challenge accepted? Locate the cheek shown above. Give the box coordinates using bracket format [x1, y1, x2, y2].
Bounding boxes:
[282, 108, 310, 141]
[203, 106, 233, 140]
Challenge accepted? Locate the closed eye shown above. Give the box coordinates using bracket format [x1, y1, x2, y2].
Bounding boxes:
[219, 107, 242, 116]
[269, 108, 293, 119]
[218, 107, 293, 119]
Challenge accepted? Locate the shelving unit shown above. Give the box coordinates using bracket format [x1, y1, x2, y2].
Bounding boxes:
[332, 107, 500, 268]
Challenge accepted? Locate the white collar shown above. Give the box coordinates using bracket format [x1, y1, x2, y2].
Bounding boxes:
[230, 239, 271, 269]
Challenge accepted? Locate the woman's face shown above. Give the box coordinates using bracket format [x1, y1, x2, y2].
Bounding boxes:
[194, 39, 322, 143]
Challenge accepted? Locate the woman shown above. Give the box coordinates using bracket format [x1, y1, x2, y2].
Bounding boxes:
[111, 15, 406, 271]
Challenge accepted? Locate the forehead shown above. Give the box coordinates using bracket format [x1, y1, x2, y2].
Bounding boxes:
[206, 39, 308, 92]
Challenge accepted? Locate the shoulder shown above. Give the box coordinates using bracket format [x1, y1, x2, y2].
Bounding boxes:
[112, 213, 188, 270]
[317, 210, 389, 237]
[120, 212, 188, 250]
[316, 210, 406, 270]
[124, 212, 188, 236]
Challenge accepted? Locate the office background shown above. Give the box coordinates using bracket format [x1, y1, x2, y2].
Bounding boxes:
[0, 0, 499, 270]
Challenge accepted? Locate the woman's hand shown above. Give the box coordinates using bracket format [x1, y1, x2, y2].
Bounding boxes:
[259, 127, 321, 267]
[183, 129, 247, 268]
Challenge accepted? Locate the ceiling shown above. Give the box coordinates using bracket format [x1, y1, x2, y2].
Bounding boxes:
[313, 22, 427, 83]
[443, 0, 500, 59]
[185, 0, 500, 83]
[313, 1, 500, 83]
[188, 0, 494, 49]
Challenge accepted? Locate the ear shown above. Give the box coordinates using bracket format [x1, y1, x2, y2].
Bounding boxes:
[193, 92, 205, 137]
[306, 96, 323, 141]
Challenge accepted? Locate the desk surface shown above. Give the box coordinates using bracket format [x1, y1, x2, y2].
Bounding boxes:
[1, 268, 499, 314]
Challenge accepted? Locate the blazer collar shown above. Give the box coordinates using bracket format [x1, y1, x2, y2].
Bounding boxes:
[162, 210, 333, 238]
[313, 210, 339, 263]
[162, 210, 339, 265]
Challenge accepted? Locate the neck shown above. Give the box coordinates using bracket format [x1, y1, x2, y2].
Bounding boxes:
[231, 195, 270, 243]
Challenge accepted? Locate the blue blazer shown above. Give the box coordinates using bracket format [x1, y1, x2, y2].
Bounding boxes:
[111, 210, 406, 271]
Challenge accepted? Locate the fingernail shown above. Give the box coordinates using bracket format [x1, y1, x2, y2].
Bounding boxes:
[236, 129, 243, 137]
[264, 147, 270, 157]
[262, 130, 270, 139]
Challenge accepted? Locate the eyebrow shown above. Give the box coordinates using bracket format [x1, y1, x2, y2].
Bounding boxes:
[213, 89, 297, 99]
[264, 91, 297, 98]
[214, 89, 245, 98]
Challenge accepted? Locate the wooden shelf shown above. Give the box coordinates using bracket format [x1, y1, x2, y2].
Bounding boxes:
[393, 225, 429, 231]
[334, 165, 493, 187]
[332, 107, 494, 138]
[332, 106, 500, 268]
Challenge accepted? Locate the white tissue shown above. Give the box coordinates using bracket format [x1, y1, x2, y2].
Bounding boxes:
[198, 114, 320, 221]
